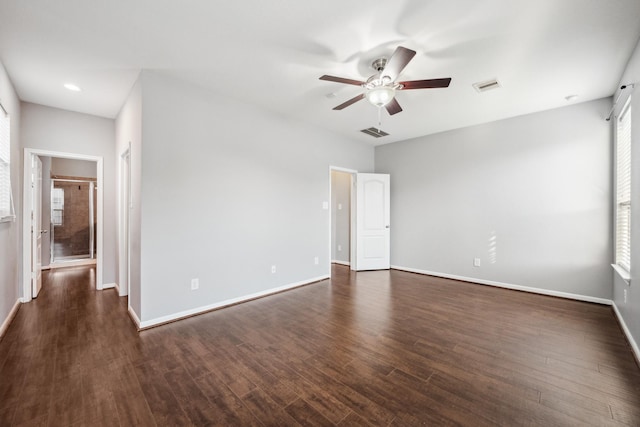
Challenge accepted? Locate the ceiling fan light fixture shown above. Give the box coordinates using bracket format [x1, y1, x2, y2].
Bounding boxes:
[366, 86, 395, 107]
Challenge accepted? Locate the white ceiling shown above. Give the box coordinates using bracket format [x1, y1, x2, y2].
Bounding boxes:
[1, 0, 640, 145]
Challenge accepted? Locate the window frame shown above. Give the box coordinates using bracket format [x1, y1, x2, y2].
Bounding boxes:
[615, 96, 632, 277]
[0, 103, 13, 223]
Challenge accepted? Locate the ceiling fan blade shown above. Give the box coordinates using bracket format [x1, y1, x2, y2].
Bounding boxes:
[320, 75, 365, 86]
[333, 93, 365, 110]
[385, 98, 403, 115]
[381, 46, 416, 81]
[399, 78, 452, 90]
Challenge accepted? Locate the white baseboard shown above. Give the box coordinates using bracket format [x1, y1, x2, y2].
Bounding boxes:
[612, 302, 640, 365]
[332, 260, 351, 266]
[391, 265, 613, 306]
[0, 299, 21, 341]
[113, 282, 121, 294]
[128, 305, 141, 329]
[102, 283, 116, 290]
[138, 275, 330, 330]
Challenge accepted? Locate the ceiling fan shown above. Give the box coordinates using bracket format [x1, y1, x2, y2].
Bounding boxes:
[320, 46, 451, 115]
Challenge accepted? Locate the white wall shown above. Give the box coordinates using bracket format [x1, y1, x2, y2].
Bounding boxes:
[0, 61, 21, 333]
[613, 37, 640, 353]
[376, 98, 613, 300]
[137, 71, 374, 322]
[115, 78, 142, 317]
[20, 103, 117, 285]
[331, 170, 351, 264]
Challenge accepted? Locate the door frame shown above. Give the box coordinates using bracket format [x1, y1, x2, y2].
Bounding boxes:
[118, 144, 131, 298]
[31, 156, 42, 298]
[22, 148, 104, 302]
[329, 166, 357, 271]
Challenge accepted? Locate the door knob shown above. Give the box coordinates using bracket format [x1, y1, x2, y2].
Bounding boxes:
[41, 230, 48, 234]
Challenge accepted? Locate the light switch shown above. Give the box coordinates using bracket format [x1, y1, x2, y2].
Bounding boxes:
[322, 201, 329, 210]
[338, 203, 342, 210]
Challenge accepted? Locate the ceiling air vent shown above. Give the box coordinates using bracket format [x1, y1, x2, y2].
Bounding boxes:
[361, 127, 389, 138]
[473, 78, 501, 93]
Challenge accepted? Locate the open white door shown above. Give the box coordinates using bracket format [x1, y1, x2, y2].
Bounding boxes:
[31, 155, 43, 298]
[355, 173, 390, 271]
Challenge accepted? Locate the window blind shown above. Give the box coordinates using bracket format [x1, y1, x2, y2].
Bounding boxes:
[616, 98, 632, 272]
[0, 105, 12, 222]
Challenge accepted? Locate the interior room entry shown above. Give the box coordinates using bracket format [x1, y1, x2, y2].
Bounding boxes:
[330, 169, 391, 272]
[331, 170, 352, 267]
[50, 178, 96, 263]
[23, 149, 104, 302]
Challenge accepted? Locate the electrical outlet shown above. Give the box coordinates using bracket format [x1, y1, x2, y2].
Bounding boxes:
[474, 258, 481, 267]
[624, 289, 628, 304]
[271, 265, 276, 274]
[338, 244, 342, 251]
[191, 278, 199, 291]
[314, 257, 319, 265]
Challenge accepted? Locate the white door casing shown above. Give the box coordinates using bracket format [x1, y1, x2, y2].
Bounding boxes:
[31, 155, 43, 298]
[23, 148, 104, 302]
[355, 173, 390, 271]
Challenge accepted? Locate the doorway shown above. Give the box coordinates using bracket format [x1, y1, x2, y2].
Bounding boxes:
[23, 149, 104, 302]
[50, 178, 97, 264]
[119, 147, 131, 297]
[330, 168, 391, 273]
[330, 169, 354, 268]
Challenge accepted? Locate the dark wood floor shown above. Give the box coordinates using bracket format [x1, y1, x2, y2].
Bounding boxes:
[1, 265, 639, 426]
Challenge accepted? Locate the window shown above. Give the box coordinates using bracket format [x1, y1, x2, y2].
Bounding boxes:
[0, 104, 13, 222]
[615, 97, 632, 273]
[51, 188, 64, 226]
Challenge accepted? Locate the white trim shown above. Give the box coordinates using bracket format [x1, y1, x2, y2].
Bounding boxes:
[114, 282, 121, 294]
[128, 305, 141, 329]
[23, 148, 104, 302]
[138, 275, 330, 329]
[49, 259, 96, 269]
[611, 264, 631, 284]
[332, 260, 351, 266]
[391, 265, 613, 306]
[102, 283, 116, 290]
[0, 299, 21, 340]
[612, 302, 640, 365]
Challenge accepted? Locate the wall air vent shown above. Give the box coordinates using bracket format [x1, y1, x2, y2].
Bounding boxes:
[473, 78, 501, 93]
[361, 127, 389, 138]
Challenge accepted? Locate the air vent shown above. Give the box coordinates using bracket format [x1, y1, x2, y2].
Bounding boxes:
[473, 78, 501, 93]
[361, 127, 389, 138]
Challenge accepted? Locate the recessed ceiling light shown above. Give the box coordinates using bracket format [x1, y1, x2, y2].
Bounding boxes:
[565, 94, 578, 102]
[64, 83, 81, 92]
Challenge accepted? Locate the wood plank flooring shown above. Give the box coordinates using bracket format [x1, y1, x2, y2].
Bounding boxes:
[1, 264, 639, 426]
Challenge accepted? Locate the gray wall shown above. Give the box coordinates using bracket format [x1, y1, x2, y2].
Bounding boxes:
[613, 37, 640, 352]
[137, 71, 374, 322]
[376, 98, 613, 299]
[0, 60, 21, 330]
[20, 103, 117, 285]
[331, 170, 351, 264]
